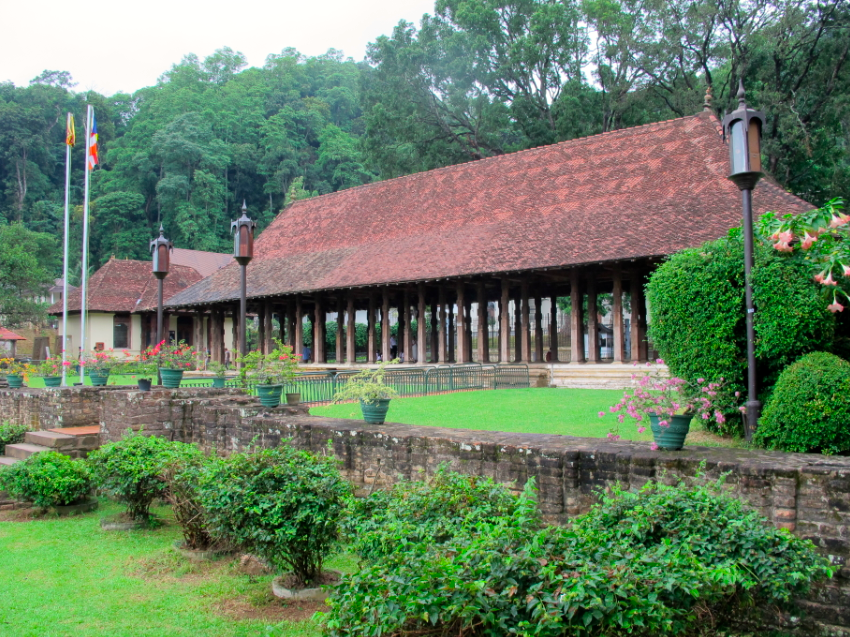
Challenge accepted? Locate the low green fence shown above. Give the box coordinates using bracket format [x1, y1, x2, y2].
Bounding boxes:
[177, 363, 530, 406]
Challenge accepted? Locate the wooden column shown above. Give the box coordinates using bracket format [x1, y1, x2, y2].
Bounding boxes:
[346, 294, 356, 364]
[403, 290, 411, 365]
[417, 284, 427, 364]
[534, 295, 543, 363]
[193, 311, 204, 353]
[520, 281, 530, 362]
[209, 309, 219, 363]
[336, 297, 344, 364]
[430, 301, 438, 363]
[476, 283, 488, 362]
[263, 301, 273, 354]
[438, 287, 447, 363]
[630, 269, 643, 362]
[549, 295, 559, 362]
[586, 274, 599, 363]
[447, 302, 455, 362]
[231, 305, 239, 359]
[314, 296, 326, 363]
[500, 279, 510, 363]
[286, 301, 296, 349]
[612, 268, 624, 362]
[294, 295, 303, 360]
[570, 270, 584, 363]
[514, 293, 522, 362]
[367, 293, 376, 363]
[381, 288, 391, 362]
[465, 297, 473, 362]
[456, 283, 467, 363]
[257, 307, 266, 354]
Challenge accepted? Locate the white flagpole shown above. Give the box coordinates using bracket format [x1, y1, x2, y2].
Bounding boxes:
[61, 113, 72, 387]
[79, 105, 92, 384]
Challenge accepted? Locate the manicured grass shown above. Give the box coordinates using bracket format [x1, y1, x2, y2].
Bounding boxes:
[311, 388, 742, 446]
[0, 501, 349, 637]
[26, 374, 144, 388]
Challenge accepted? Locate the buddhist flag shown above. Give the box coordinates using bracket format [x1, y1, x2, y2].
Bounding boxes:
[87, 110, 99, 170]
[66, 113, 75, 147]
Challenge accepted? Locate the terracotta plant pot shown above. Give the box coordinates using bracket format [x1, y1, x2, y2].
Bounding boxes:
[360, 399, 391, 424]
[159, 368, 184, 389]
[43, 376, 62, 387]
[6, 374, 24, 388]
[649, 414, 692, 450]
[257, 384, 283, 408]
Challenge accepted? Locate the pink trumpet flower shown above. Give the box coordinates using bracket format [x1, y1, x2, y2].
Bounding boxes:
[828, 299, 845, 313]
[843, 264, 850, 278]
[801, 231, 818, 249]
[823, 272, 838, 286]
[829, 213, 850, 228]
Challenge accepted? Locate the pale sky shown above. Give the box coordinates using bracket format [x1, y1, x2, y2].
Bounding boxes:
[1, 0, 436, 95]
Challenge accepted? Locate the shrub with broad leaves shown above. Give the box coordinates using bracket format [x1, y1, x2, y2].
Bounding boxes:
[0, 421, 29, 454]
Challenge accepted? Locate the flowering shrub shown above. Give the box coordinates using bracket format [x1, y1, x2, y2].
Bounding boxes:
[599, 361, 734, 445]
[236, 338, 299, 385]
[142, 340, 197, 371]
[32, 357, 62, 377]
[84, 350, 118, 375]
[0, 357, 28, 376]
[760, 198, 850, 311]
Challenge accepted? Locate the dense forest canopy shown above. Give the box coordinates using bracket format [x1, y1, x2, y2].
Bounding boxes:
[0, 0, 847, 284]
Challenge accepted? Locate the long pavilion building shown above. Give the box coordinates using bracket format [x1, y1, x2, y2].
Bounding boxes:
[165, 110, 810, 376]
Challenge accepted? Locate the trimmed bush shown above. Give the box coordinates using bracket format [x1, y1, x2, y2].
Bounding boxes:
[327, 475, 832, 637]
[0, 422, 29, 455]
[345, 466, 539, 563]
[647, 233, 835, 435]
[160, 442, 215, 550]
[0, 451, 92, 508]
[755, 351, 850, 454]
[87, 432, 173, 521]
[199, 444, 350, 586]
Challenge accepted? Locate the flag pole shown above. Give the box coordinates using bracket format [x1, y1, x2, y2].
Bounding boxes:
[79, 105, 92, 384]
[61, 112, 73, 386]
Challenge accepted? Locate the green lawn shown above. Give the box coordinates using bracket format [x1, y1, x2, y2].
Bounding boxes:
[311, 388, 741, 446]
[26, 374, 144, 388]
[0, 501, 351, 637]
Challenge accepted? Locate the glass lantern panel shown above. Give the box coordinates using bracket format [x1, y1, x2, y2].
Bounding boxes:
[748, 123, 761, 172]
[730, 120, 747, 174]
[155, 244, 170, 273]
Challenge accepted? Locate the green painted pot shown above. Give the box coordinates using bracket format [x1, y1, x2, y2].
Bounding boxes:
[6, 374, 24, 388]
[212, 377, 226, 388]
[257, 384, 282, 408]
[89, 372, 109, 386]
[43, 376, 62, 387]
[649, 414, 692, 450]
[360, 399, 391, 425]
[159, 368, 184, 389]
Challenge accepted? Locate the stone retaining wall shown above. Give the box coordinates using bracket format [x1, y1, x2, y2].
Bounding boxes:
[1, 386, 849, 633]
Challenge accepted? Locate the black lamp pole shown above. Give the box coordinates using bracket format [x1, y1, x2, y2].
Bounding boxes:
[723, 80, 765, 441]
[232, 201, 256, 358]
[150, 225, 173, 347]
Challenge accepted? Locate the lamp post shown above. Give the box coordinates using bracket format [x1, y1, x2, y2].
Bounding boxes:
[722, 80, 764, 441]
[150, 225, 173, 348]
[231, 201, 256, 358]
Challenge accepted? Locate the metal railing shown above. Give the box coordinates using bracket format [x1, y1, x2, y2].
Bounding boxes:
[176, 363, 530, 406]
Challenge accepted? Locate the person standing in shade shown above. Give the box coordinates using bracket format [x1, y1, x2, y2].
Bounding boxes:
[390, 335, 397, 359]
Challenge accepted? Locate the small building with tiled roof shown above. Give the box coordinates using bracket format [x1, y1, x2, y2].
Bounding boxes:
[49, 251, 231, 357]
[0, 327, 26, 358]
[165, 110, 811, 368]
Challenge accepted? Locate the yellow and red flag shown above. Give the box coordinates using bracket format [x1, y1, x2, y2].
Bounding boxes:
[87, 111, 99, 170]
[66, 113, 75, 147]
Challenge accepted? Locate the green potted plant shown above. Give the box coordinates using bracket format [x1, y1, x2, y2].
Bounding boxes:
[35, 357, 63, 387]
[142, 340, 197, 389]
[1, 357, 28, 388]
[332, 359, 400, 424]
[599, 360, 733, 450]
[207, 361, 228, 388]
[237, 339, 299, 408]
[134, 358, 156, 392]
[84, 349, 118, 386]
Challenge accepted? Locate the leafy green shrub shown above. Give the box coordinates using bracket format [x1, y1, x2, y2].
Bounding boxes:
[345, 467, 539, 563]
[647, 233, 835, 435]
[0, 451, 92, 507]
[87, 431, 173, 521]
[327, 475, 832, 637]
[199, 444, 350, 586]
[755, 352, 850, 454]
[0, 422, 29, 454]
[160, 442, 215, 550]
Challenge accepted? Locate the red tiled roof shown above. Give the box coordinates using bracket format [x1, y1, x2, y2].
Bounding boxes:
[171, 248, 232, 277]
[47, 258, 203, 315]
[0, 327, 26, 341]
[165, 112, 812, 308]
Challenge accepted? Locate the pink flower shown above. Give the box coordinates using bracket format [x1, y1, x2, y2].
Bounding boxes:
[843, 264, 850, 278]
[659, 420, 669, 428]
[697, 378, 704, 383]
[814, 272, 825, 283]
[828, 300, 844, 313]
[801, 232, 818, 249]
[823, 272, 838, 286]
[650, 442, 659, 451]
[829, 213, 849, 228]
[606, 433, 620, 441]
[773, 239, 793, 252]
[598, 411, 605, 418]
[637, 426, 646, 433]
[656, 358, 664, 365]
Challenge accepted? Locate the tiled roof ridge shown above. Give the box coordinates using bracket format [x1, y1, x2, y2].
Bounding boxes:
[285, 112, 713, 212]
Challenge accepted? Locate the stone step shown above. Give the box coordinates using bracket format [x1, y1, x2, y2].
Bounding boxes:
[0, 456, 20, 466]
[5, 443, 51, 460]
[47, 425, 100, 437]
[25, 430, 77, 449]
